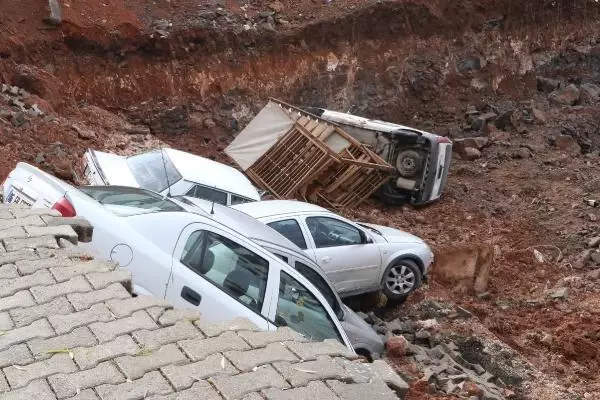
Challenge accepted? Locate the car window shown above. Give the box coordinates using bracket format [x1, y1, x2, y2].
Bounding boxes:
[126, 150, 182, 193]
[78, 186, 184, 216]
[230, 194, 254, 205]
[267, 219, 307, 249]
[186, 185, 228, 205]
[294, 261, 341, 317]
[275, 270, 343, 343]
[181, 230, 269, 313]
[306, 217, 362, 248]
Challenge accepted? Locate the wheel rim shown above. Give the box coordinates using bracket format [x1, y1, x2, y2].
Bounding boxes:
[385, 264, 416, 295]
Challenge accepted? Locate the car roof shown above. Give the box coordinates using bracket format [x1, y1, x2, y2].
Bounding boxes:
[162, 148, 261, 201]
[230, 199, 329, 219]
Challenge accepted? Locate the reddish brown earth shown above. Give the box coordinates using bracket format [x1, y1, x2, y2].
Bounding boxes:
[1, 1, 600, 399]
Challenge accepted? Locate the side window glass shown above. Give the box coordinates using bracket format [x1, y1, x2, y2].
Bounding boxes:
[180, 230, 269, 313]
[275, 271, 343, 343]
[267, 219, 307, 249]
[230, 194, 252, 205]
[294, 262, 341, 316]
[306, 217, 362, 248]
[186, 185, 228, 205]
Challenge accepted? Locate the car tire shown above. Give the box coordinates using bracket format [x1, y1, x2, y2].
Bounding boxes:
[381, 259, 422, 302]
[396, 150, 424, 178]
[376, 180, 410, 205]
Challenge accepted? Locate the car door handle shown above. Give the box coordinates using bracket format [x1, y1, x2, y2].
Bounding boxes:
[321, 256, 332, 264]
[181, 286, 201, 306]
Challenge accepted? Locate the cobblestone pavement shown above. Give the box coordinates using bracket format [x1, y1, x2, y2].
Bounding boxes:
[0, 204, 408, 400]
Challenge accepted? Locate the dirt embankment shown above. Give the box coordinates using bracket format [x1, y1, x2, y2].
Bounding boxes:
[1, 1, 600, 399]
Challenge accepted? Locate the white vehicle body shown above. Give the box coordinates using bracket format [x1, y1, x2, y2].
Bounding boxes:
[232, 200, 434, 300]
[176, 196, 385, 359]
[2, 163, 353, 351]
[83, 148, 261, 206]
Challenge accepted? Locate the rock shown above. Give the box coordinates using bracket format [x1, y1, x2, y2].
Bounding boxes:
[590, 214, 598, 222]
[550, 287, 568, 299]
[71, 124, 96, 140]
[589, 237, 600, 248]
[532, 108, 547, 124]
[513, 147, 532, 159]
[457, 56, 485, 73]
[587, 269, 600, 280]
[11, 64, 63, 109]
[415, 329, 431, 341]
[44, 0, 62, 26]
[471, 112, 497, 131]
[455, 306, 473, 318]
[463, 147, 482, 160]
[455, 137, 489, 150]
[591, 251, 600, 264]
[541, 333, 553, 346]
[554, 134, 580, 156]
[537, 76, 560, 93]
[259, 22, 276, 32]
[10, 112, 27, 127]
[268, 1, 284, 12]
[386, 335, 410, 358]
[204, 118, 216, 129]
[580, 83, 600, 101]
[549, 84, 580, 106]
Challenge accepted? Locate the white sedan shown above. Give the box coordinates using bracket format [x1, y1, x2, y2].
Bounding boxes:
[232, 200, 434, 301]
[2, 163, 353, 350]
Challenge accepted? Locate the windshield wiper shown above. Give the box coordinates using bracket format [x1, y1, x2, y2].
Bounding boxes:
[358, 223, 382, 236]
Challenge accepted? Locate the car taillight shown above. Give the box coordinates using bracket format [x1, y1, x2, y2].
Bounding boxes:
[436, 136, 452, 144]
[52, 197, 76, 217]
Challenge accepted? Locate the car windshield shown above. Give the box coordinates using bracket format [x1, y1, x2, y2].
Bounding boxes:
[78, 186, 184, 216]
[126, 150, 182, 193]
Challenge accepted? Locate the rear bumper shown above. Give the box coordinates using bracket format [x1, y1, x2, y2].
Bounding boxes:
[414, 143, 452, 205]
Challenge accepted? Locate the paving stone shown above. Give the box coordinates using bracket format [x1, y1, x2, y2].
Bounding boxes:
[179, 331, 250, 361]
[24, 224, 78, 243]
[115, 343, 187, 380]
[73, 335, 139, 369]
[0, 371, 8, 393]
[225, 342, 298, 371]
[0, 227, 28, 242]
[0, 248, 38, 266]
[51, 260, 115, 282]
[95, 370, 172, 400]
[49, 361, 125, 398]
[241, 394, 264, 400]
[67, 283, 130, 311]
[16, 257, 73, 275]
[263, 381, 339, 400]
[145, 306, 167, 321]
[157, 308, 201, 326]
[0, 319, 54, 351]
[0, 344, 33, 368]
[162, 353, 237, 390]
[0, 264, 18, 279]
[3, 353, 77, 389]
[107, 295, 172, 317]
[49, 303, 113, 335]
[10, 296, 72, 327]
[41, 216, 94, 243]
[285, 339, 356, 361]
[0, 269, 54, 297]
[211, 364, 289, 400]
[65, 389, 99, 400]
[89, 310, 157, 342]
[29, 327, 96, 359]
[10, 208, 60, 219]
[132, 320, 199, 349]
[196, 317, 260, 337]
[146, 381, 222, 400]
[30, 275, 92, 303]
[0, 312, 13, 330]
[326, 380, 398, 400]
[273, 356, 350, 387]
[0, 379, 56, 400]
[0, 215, 45, 231]
[0, 290, 35, 312]
[3, 235, 58, 252]
[239, 327, 306, 348]
[86, 269, 131, 290]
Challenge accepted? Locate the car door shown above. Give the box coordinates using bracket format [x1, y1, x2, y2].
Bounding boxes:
[165, 222, 276, 330]
[299, 215, 382, 294]
[266, 264, 352, 350]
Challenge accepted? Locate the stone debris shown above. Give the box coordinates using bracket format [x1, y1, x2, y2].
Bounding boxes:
[0, 204, 409, 399]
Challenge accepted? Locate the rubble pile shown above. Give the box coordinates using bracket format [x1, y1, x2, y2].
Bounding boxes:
[0, 83, 53, 128]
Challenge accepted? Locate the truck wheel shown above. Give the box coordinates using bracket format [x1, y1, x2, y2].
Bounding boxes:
[381, 259, 422, 302]
[396, 150, 423, 178]
[376, 180, 409, 205]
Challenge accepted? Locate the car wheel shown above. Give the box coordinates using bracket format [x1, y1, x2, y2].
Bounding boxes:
[376, 180, 410, 205]
[382, 260, 422, 301]
[396, 150, 423, 178]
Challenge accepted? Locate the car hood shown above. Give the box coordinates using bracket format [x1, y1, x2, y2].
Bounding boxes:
[341, 305, 384, 358]
[361, 223, 425, 244]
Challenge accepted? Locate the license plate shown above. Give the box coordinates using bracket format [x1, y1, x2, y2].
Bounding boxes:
[6, 188, 34, 206]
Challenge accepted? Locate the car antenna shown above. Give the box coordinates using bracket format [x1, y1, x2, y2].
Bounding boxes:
[210, 186, 216, 214]
[159, 148, 172, 198]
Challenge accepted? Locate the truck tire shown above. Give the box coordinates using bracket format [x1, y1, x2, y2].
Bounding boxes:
[376, 180, 409, 205]
[396, 150, 423, 178]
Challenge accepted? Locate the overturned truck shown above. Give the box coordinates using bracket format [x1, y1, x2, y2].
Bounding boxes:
[226, 99, 452, 207]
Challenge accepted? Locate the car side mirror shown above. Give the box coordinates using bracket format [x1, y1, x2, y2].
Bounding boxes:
[360, 230, 373, 244]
